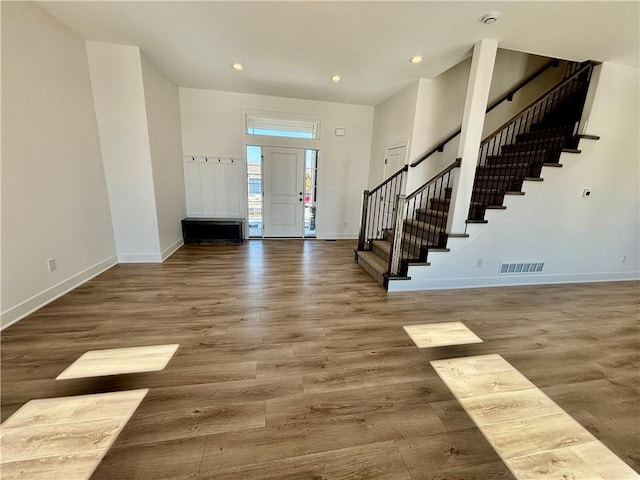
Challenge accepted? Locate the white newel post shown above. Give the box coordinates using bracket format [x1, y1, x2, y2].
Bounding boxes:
[447, 39, 498, 234]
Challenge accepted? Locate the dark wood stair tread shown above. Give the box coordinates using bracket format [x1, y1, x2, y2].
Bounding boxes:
[477, 162, 532, 169]
[482, 204, 507, 210]
[487, 149, 549, 160]
[512, 135, 567, 145]
[447, 233, 470, 238]
[473, 188, 510, 194]
[475, 175, 521, 180]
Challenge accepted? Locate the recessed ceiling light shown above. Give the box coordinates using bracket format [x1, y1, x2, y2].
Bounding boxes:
[410, 55, 423, 65]
[331, 75, 341, 82]
[481, 12, 500, 25]
[231, 63, 243, 71]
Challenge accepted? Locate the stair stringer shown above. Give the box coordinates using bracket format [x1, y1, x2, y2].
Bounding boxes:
[387, 140, 634, 292]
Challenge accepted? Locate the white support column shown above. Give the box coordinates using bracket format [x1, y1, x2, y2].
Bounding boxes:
[447, 39, 498, 234]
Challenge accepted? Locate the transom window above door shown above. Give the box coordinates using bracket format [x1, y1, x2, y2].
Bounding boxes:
[246, 115, 320, 139]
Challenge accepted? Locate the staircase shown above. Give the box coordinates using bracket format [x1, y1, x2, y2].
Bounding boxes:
[356, 60, 598, 288]
[357, 185, 452, 284]
[468, 74, 590, 221]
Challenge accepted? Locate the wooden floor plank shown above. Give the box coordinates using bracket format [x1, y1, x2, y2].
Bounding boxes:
[199, 440, 411, 480]
[1, 240, 638, 477]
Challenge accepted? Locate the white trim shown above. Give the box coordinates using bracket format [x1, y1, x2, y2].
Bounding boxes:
[117, 253, 163, 263]
[242, 109, 324, 242]
[161, 238, 184, 262]
[385, 140, 409, 155]
[316, 233, 359, 240]
[1, 256, 118, 330]
[383, 140, 408, 186]
[388, 270, 640, 292]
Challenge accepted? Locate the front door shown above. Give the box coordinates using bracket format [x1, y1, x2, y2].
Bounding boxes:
[263, 146, 305, 237]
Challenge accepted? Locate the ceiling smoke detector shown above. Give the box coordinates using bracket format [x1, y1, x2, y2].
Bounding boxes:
[481, 12, 500, 25]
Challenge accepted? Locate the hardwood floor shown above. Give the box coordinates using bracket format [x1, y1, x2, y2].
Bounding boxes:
[1, 240, 638, 479]
[1, 389, 148, 479]
[432, 354, 640, 478]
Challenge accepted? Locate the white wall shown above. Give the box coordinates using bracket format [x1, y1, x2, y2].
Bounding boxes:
[390, 62, 639, 291]
[368, 81, 419, 187]
[1, 3, 117, 328]
[140, 52, 186, 259]
[86, 41, 161, 262]
[179, 88, 374, 238]
[483, 50, 566, 137]
[407, 64, 470, 192]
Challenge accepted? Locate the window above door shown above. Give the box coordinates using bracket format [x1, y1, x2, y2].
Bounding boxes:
[246, 115, 320, 139]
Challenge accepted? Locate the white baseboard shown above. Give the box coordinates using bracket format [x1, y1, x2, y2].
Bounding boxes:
[117, 253, 163, 263]
[161, 238, 184, 262]
[315, 233, 359, 240]
[388, 271, 640, 292]
[1, 255, 118, 330]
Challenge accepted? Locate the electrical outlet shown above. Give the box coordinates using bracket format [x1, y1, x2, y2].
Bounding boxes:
[47, 258, 57, 272]
[476, 258, 483, 267]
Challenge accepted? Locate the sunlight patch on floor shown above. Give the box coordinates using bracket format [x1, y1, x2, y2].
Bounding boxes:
[431, 354, 640, 480]
[1, 389, 148, 479]
[56, 344, 179, 380]
[403, 322, 483, 348]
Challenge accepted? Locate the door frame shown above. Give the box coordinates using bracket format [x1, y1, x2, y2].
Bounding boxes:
[383, 141, 408, 179]
[262, 146, 305, 238]
[241, 109, 322, 240]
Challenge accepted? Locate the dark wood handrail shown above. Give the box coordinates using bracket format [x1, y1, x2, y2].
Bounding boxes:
[406, 158, 461, 201]
[409, 129, 462, 168]
[369, 164, 408, 195]
[481, 61, 595, 146]
[410, 59, 560, 168]
[485, 59, 559, 115]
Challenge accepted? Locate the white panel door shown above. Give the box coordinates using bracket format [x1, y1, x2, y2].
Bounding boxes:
[263, 146, 304, 237]
[384, 144, 407, 179]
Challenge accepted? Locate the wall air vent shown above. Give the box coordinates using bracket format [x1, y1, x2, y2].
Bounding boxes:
[499, 262, 544, 275]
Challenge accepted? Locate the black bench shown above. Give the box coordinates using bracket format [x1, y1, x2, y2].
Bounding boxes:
[181, 218, 244, 244]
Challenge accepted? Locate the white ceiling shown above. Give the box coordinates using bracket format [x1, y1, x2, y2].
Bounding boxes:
[40, 1, 639, 106]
